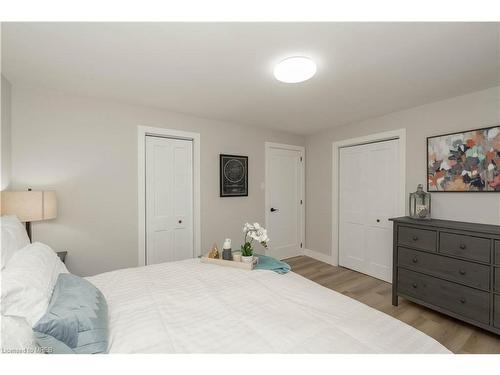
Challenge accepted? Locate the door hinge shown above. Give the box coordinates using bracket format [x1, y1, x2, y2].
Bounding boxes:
[300, 156, 303, 162]
[300, 199, 303, 205]
[300, 242, 303, 248]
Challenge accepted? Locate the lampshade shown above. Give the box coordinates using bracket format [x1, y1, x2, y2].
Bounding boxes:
[0, 190, 57, 222]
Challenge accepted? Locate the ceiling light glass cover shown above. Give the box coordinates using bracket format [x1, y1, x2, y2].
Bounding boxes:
[273, 56, 317, 83]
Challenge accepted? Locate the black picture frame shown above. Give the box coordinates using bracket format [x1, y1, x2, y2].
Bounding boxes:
[220, 154, 248, 197]
[427, 124, 500, 192]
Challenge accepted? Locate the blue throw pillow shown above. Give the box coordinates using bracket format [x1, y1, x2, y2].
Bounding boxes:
[33, 273, 108, 354]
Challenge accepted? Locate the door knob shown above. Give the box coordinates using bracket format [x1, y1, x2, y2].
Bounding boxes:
[270, 208, 279, 212]
[178, 220, 182, 224]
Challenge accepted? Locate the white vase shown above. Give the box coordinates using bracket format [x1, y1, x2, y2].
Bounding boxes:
[241, 255, 254, 264]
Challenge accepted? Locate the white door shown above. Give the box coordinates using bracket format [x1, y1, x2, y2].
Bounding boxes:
[338, 139, 400, 282]
[146, 136, 193, 265]
[266, 144, 304, 260]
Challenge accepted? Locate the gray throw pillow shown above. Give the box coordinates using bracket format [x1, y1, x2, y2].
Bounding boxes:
[33, 273, 108, 354]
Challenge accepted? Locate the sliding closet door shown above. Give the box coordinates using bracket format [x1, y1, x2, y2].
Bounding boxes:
[145, 136, 193, 265]
[338, 139, 399, 282]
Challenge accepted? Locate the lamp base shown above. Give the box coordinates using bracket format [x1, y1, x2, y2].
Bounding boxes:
[25, 221, 32, 242]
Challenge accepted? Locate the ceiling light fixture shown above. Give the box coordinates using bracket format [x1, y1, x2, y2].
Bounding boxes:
[273, 56, 317, 83]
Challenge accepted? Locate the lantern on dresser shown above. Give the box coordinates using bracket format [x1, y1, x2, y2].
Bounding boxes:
[409, 184, 431, 220]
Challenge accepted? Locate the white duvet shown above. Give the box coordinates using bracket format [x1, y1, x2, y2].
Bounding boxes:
[86, 259, 450, 354]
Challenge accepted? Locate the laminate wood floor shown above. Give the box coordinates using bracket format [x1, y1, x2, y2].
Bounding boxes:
[286, 255, 500, 354]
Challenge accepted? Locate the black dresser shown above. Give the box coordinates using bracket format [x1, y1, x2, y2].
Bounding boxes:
[390, 217, 500, 335]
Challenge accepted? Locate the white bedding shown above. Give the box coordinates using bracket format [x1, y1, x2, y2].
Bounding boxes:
[86, 259, 451, 354]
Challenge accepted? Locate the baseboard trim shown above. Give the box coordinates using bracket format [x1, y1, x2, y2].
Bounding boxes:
[301, 248, 336, 265]
[267, 248, 302, 261]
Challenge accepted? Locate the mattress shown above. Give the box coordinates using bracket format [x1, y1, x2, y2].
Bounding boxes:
[86, 259, 451, 353]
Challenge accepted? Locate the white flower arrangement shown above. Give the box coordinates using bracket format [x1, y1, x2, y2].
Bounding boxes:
[241, 222, 269, 257]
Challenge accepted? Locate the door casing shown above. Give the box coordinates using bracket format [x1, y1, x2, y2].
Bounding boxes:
[265, 142, 305, 260]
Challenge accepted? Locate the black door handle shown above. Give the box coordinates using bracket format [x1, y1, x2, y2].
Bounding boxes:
[270, 208, 279, 212]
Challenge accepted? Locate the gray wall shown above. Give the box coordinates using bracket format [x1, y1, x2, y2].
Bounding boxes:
[305, 86, 500, 257]
[10, 83, 500, 272]
[10, 85, 304, 276]
[1, 75, 12, 189]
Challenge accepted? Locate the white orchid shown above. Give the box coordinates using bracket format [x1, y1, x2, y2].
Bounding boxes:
[243, 223, 254, 233]
[241, 222, 270, 256]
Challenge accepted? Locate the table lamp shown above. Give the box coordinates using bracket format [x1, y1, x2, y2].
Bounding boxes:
[0, 189, 57, 242]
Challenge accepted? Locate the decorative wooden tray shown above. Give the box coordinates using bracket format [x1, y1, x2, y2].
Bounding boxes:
[200, 256, 258, 270]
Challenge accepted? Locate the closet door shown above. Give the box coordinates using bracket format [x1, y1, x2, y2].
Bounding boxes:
[146, 136, 193, 265]
[338, 139, 399, 282]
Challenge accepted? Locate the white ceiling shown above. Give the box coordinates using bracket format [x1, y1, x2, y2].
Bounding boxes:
[2, 22, 499, 135]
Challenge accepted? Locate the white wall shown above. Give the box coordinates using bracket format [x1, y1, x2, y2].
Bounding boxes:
[1, 75, 12, 190]
[11, 85, 304, 276]
[306, 86, 500, 257]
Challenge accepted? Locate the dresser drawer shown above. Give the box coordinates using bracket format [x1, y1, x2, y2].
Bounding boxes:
[495, 241, 500, 265]
[495, 295, 500, 329]
[439, 232, 491, 263]
[398, 268, 490, 324]
[398, 226, 437, 252]
[398, 247, 490, 290]
[495, 268, 500, 293]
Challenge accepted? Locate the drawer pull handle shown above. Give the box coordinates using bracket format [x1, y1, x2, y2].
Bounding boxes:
[412, 283, 418, 288]
[459, 243, 466, 250]
[459, 297, 466, 304]
[458, 269, 466, 276]
[412, 236, 418, 241]
[412, 257, 418, 263]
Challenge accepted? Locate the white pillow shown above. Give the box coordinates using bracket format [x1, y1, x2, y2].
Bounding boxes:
[1, 227, 18, 269]
[1, 242, 68, 326]
[1, 215, 30, 249]
[1, 215, 31, 268]
[1, 315, 40, 353]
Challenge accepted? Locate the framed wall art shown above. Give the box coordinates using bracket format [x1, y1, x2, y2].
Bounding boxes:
[427, 125, 500, 192]
[220, 154, 248, 197]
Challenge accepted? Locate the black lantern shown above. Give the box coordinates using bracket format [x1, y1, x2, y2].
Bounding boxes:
[409, 184, 431, 220]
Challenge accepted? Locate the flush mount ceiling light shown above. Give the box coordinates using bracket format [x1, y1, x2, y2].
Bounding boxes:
[273, 56, 317, 83]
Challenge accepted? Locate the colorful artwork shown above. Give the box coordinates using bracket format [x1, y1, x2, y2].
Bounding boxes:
[427, 126, 500, 192]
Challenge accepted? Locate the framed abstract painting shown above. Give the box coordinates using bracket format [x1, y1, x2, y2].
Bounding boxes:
[427, 125, 500, 192]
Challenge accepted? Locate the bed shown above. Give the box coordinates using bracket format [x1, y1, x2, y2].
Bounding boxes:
[1, 214, 450, 354]
[86, 258, 451, 353]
